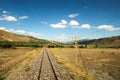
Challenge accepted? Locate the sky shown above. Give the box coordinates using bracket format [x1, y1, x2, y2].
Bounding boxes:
[0, 0, 120, 42]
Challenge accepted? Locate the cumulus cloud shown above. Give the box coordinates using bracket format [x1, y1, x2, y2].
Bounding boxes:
[50, 19, 91, 29]
[68, 13, 79, 18]
[69, 20, 79, 27]
[3, 10, 8, 14]
[19, 16, 29, 20]
[80, 24, 91, 29]
[61, 20, 67, 24]
[97, 25, 120, 31]
[69, 20, 91, 29]
[50, 20, 67, 28]
[0, 15, 17, 21]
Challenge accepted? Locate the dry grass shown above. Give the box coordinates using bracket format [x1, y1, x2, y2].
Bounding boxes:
[0, 30, 39, 42]
[49, 48, 120, 80]
[0, 47, 33, 65]
[0, 47, 41, 79]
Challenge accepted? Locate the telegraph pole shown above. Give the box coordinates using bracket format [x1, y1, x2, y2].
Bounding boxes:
[72, 36, 88, 74]
[72, 36, 79, 66]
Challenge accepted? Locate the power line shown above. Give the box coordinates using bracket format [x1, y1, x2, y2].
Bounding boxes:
[71, 36, 88, 74]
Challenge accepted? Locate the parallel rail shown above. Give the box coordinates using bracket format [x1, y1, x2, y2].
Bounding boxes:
[45, 49, 58, 80]
[37, 48, 58, 80]
[38, 50, 44, 80]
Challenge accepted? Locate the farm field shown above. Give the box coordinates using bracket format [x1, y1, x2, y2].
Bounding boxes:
[0, 47, 41, 79]
[49, 48, 120, 80]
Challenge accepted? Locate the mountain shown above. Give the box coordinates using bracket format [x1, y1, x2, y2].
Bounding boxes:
[68, 36, 120, 48]
[77, 36, 120, 47]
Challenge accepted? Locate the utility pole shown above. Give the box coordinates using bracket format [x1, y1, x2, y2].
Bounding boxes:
[72, 36, 79, 66]
[72, 36, 88, 74]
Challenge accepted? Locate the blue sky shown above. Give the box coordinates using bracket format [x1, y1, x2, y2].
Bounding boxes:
[0, 0, 120, 42]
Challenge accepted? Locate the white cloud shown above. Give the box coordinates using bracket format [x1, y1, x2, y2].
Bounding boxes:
[0, 19, 4, 21]
[0, 15, 17, 21]
[61, 20, 67, 24]
[50, 20, 67, 28]
[69, 20, 91, 29]
[80, 24, 91, 29]
[9, 29, 26, 34]
[0, 27, 43, 38]
[69, 20, 79, 27]
[0, 27, 6, 30]
[50, 23, 66, 28]
[68, 13, 79, 18]
[5, 16, 17, 21]
[19, 16, 29, 20]
[9, 29, 40, 37]
[0, 17, 5, 21]
[27, 32, 40, 37]
[0, 27, 9, 32]
[97, 25, 120, 31]
[16, 30, 26, 34]
[50, 20, 91, 29]
[56, 34, 68, 39]
[41, 21, 47, 24]
[3, 10, 8, 14]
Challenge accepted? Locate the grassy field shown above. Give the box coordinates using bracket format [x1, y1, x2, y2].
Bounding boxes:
[0, 47, 119, 80]
[49, 48, 120, 80]
[0, 47, 41, 79]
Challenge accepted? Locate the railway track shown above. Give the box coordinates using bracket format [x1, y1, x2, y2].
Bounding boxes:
[38, 48, 59, 80]
[5, 48, 71, 80]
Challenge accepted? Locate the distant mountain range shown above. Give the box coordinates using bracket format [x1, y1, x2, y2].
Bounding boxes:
[78, 36, 120, 44]
[68, 36, 120, 47]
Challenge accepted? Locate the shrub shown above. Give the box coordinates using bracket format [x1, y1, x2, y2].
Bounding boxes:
[79, 46, 84, 48]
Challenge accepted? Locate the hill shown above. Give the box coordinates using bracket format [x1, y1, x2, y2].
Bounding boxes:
[78, 36, 120, 44]
[0, 30, 44, 42]
[77, 36, 120, 48]
[68, 36, 120, 48]
[0, 30, 61, 48]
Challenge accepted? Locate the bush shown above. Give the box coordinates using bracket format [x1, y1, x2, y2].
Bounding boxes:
[69, 45, 75, 48]
[0, 42, 12, 48]
[79, 46, 84, 48]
